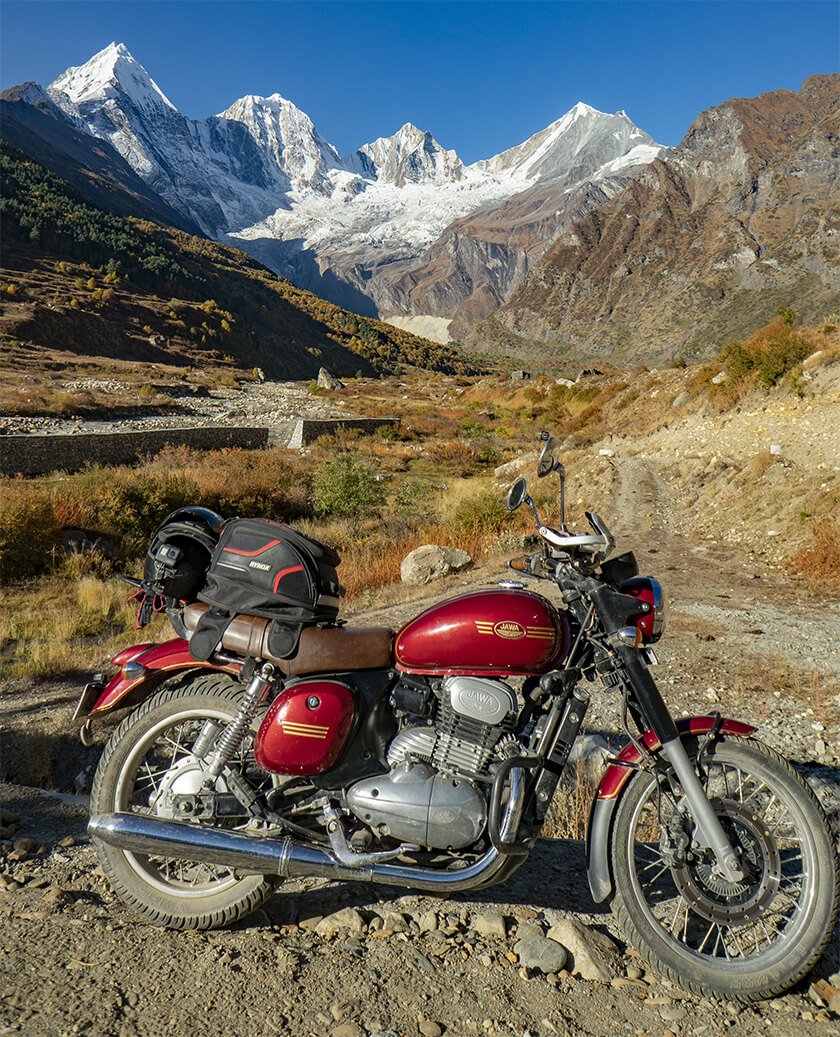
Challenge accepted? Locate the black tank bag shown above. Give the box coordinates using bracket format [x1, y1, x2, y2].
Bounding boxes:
[189, 518, 341, 662]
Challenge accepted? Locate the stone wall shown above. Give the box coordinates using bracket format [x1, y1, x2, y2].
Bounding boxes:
[0, 426, 270, 476]
[287, 417, 398, 448]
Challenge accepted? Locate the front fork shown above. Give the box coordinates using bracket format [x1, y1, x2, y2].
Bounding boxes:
[618, 647, 745, 883]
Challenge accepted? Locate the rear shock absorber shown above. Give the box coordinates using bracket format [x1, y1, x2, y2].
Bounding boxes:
[203, 662, 277, 783]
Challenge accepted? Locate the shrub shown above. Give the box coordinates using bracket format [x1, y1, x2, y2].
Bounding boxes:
[95, 471, 200, 549]
[312, 454, 384, 521]
[0, 488, 60, 582]
[450, 486, 509, 536]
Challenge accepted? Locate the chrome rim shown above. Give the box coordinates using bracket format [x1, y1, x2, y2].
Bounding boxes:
[626, 747, 818, 971]
[112, 706, 266, 897]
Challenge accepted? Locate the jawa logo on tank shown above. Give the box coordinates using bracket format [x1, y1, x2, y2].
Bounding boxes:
[475, 620, 554, 641]
[279, 721, 329, 740]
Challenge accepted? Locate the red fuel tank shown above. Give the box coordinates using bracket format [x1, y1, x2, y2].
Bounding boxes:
[395, 588, 569, 677]
[254, 679, 355, 775]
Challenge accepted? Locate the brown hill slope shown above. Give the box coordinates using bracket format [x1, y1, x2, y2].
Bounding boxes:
[0, 143, 479, 379]
[470, 75, 840, 365]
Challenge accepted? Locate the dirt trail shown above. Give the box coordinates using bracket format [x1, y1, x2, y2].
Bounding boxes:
[1, 455, 839, 1037]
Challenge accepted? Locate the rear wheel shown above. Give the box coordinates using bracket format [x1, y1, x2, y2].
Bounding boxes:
[90, 673, 275, 929]
[609, 737, 839, 1001]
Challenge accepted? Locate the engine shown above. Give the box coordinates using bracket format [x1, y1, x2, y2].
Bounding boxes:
[345, 677, 518, 850]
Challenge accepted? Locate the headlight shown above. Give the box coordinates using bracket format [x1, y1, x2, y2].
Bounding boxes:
[620, 576, 667, 644]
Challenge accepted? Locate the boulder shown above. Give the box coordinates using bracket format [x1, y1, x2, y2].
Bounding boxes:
[513, 936, 568, 974]
[493, 451, 539, 483]
[509, 370, 531, 381]
[400, 545, 472, 586]
[317, 367, 345, 390]
[544, 917, 620, 981]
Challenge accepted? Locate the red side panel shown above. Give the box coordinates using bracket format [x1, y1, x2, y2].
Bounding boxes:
[90, 639, 241, 715]
[596, 716, 757, 801]
[395, 589, 569, 676]
[254, 679, 356, 775]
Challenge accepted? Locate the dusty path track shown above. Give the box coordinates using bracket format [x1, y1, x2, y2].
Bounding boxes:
[1, 456, 838, 1037]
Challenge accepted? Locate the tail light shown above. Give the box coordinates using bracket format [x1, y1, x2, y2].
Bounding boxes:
[620, 576, 667, 643]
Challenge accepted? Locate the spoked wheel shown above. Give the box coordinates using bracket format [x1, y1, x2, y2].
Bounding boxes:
[90, 673, 276, 929]
[610, 736, 839, 1001]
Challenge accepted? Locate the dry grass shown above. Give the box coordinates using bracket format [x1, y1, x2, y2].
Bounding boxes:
[790, 518, 840, 591]
[0, 576, 139, 678]
[542, 754, 601, 841]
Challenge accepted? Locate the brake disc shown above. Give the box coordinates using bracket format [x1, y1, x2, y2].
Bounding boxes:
[672, 798, 781, 926]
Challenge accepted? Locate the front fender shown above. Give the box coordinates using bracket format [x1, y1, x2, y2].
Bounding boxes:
[87, 638, 241, 717]
[585, 716, 756, 903]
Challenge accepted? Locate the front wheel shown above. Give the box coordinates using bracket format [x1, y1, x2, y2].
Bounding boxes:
[609, 736, 839, 1001]
[90, 673, 276, 929]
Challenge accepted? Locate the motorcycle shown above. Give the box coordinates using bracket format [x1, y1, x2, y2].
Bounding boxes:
[76, 433, 838, 1001]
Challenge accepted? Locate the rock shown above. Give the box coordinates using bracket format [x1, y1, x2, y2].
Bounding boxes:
[515, 920, 544, 941]
[493, 451, 539, 483]
[512, 936, 567, 975]
[672, 392, 690, 409]
[12, 837, 34, 854]
[470, 913, 506, 940]
[415, 910, 438, 933]
[400, 545, 472, 586]
[598, 448, 615, 457]
[380, 911, 408, 932]
[545, 918, 620, 982]
[769, 443, 782, 455]
[331, 1025, 363, 1037]
[625, 964, 644, 981]
[711, 371, 727, 384]
[658, 1006, 687, 1024]
[418, 1021, 443, 1037]
[317, 367, 345, 390]
[57, 836, 76, 848]
[316, 907, 366, 936]
[555, 378, 576, 388]
[509, 371, 531, 382]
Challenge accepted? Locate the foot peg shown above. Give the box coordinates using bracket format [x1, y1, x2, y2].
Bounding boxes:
[323, 808, 416, 867]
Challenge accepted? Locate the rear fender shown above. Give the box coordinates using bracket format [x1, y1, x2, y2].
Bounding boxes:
[87, 639, 241, 717]
[585, 716, 756, 903]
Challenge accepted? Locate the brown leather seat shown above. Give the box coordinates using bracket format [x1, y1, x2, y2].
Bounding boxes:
[182, 603, 393, 676]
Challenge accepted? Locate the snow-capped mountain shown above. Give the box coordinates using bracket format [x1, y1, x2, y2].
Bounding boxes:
[43, 42, 664, 330]
[348, 123, 465, 185]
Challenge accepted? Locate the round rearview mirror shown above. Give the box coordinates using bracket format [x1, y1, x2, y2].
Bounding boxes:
[537, 435, 557, 478]
[506, 478, 527, 512]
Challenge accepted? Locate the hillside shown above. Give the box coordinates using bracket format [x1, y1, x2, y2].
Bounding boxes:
[0, 143, 479, 379]
[469, 75, 840, 366]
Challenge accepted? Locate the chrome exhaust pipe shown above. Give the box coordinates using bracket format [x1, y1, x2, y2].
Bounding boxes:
[88, 769, 525, 893]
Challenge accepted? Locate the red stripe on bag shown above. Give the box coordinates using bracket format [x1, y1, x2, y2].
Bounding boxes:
[273, 564, 305, 592]
[223, 539, 281, 557]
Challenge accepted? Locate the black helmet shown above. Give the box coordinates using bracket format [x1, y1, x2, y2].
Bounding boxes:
[142, 506, 225, 605]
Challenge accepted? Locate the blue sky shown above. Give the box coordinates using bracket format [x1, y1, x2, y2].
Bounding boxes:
[2, 1, 837, 161]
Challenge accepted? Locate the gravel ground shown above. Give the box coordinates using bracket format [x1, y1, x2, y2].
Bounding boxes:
[1, 456, 839, 1037]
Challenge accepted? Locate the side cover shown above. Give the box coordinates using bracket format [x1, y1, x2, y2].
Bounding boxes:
[254, 679, 356, 775]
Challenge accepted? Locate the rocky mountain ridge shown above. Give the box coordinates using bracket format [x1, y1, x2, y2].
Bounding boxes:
[31, 42, 662, 326]
[472, 74, 840, 363]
